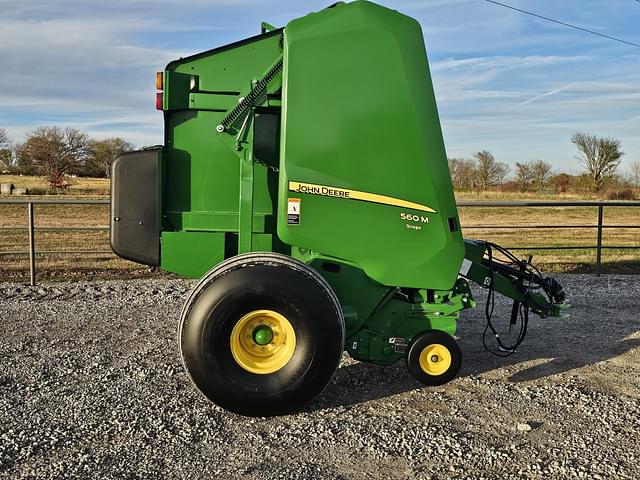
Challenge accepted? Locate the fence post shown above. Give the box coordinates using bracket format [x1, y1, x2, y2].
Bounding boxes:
[595, 204, 603, 277]
[27, 202, 36, 286]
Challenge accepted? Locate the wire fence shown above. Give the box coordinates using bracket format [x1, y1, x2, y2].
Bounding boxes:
[0, 198, 110, 285]
[1, 198, 639, 285]
[458, 200, 640, 276]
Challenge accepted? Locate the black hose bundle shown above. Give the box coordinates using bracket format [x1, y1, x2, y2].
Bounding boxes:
[481, 242, 558, 357]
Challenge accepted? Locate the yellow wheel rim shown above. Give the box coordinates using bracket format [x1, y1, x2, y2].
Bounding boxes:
[418, 343, 452, 376]
[230, 309, 296, 375]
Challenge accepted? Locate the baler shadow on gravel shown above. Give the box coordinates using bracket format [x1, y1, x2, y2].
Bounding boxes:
[110, 1, 568, 417]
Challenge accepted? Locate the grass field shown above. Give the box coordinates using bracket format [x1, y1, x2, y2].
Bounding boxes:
[0, 175, 140, 281]
[0, 174, 110, 196]
[456, 190, 640, 273]
[1, 176, 639, 281]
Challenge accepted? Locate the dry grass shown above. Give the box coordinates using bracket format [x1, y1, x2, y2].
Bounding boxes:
[456, 191, 602, 201]
[458, 204, 640, 272]
[455, 188, 639, 202]
[0, 177, 639, 280]
[0, 179, 144, 281]
[0, 201, 147, 282]
[0, 174, 109, 196]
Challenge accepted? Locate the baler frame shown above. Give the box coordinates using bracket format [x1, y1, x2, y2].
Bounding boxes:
[110, 0, 569, 417]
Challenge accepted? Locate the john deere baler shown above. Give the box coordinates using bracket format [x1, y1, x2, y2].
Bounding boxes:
[111, 1, 568, 417]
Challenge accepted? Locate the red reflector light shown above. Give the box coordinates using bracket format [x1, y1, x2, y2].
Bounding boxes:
[156, 92, 163, 110]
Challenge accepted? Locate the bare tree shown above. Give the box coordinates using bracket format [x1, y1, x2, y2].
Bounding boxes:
[448, 158, 462, 189]
[0, 127, 8, 147]
[448, 158, 477, 190]
[473, 150, 503, 191]
[0, 127, 10, 171]
[20, 127, 90, 189]
[629, 160, 640, 188]
[551, 173, 572, 194]
[571, 132, 624, 192]
[86, 138, 134, 178]
[515, 161, 533, 192]
[495, 162, 510, 188]
[13, 143, 32, 174]
[531, 159, 553, 192]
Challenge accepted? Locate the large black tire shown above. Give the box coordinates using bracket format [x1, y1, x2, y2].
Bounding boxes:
[179, 252, 345, 417]
[405, 330, 462, 386]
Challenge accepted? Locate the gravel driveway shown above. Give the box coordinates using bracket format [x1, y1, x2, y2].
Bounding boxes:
[1, 274, 638, 479]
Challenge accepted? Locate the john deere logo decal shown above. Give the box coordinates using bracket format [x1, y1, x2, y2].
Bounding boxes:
[288, 181, 436, 213]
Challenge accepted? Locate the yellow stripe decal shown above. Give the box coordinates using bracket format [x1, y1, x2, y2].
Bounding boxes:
[288, 181, 436, 213]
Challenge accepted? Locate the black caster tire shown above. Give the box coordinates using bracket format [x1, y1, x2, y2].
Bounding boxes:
[179, 252, 345, 417]
[405, 330, 462, 386]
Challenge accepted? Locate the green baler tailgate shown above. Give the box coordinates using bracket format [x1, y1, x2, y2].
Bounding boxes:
[277, 1, 463, 289]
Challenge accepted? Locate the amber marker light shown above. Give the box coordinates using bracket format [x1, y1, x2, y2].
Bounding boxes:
[156, 71, 164, 90]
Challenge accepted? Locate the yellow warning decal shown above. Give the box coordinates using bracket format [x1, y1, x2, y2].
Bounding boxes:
[288, 181, 436, 213]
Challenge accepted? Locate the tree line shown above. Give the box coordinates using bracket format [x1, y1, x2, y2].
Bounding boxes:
[1, 126, 639, 194]
[0, 126, 133, 189]
[449, 132, 639, 194]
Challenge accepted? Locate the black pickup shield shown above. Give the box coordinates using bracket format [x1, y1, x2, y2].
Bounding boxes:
[110, 148, 162, 266]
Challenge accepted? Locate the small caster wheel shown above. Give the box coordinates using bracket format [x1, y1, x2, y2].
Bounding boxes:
[405, 330, 462, 386]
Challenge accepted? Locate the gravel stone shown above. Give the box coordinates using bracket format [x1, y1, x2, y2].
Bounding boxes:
[0, 274, 639, 479]
[516, 423, 532, 432]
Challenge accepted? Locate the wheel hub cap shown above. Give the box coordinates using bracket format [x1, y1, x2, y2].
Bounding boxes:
[419, 344, 452, 376]
[230, 309, 296, 375]
[252, 325, 274, 345]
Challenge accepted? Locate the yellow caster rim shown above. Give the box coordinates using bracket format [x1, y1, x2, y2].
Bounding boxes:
[419, 343, 452, 376]
[230, 309, 296, 374]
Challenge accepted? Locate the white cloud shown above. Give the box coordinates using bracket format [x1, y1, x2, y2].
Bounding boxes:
[0, 13, 185, 146]
[432, 54, 592, 72]
[0, 0, 639, 166]
[519, 87, 567, 106]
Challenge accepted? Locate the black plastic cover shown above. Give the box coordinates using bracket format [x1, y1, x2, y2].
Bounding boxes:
[110, 149, 162, 266]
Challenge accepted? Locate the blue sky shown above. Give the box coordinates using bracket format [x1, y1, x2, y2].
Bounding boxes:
[0, 0, 638, 174]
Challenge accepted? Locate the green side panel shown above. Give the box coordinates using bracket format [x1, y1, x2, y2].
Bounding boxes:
[160, 32, 283, 276]
[307, 257, 391, 336]
[252, 233, 273, 252]
[161, 231, 225, 278]
[277, 1, 463, 290]
[347, 280, 473, 365]
[346, 296, 460, 366]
